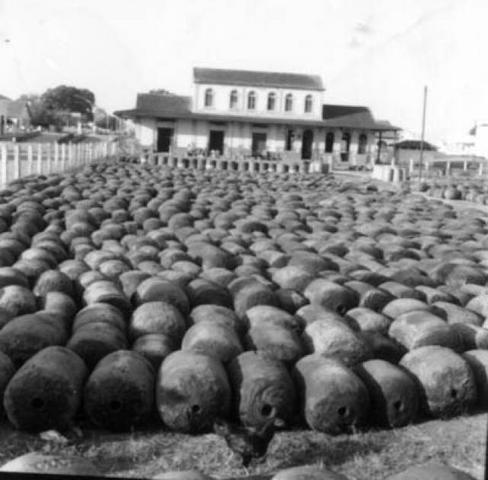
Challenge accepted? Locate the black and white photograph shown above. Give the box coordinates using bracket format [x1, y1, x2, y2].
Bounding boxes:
[0, 1, 487, 478]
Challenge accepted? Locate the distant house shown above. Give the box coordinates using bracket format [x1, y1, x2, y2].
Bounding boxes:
[470, 121, 488, 159]
[439, 134, 476, 156]
[115, 67, 400, 165]
[0, 95, 31, 135]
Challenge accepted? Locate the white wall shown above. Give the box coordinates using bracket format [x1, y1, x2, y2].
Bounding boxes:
[193, 83, 323, 120]
[174, 119, 193, 149]
[134, 118, 157, 147]
[134, 116, 378, 160]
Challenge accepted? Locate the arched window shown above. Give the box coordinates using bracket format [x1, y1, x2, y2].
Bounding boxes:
[204, 88, 213, 107]
[304, 95, 313, 113]
[358, 133, 368, 154]
[325, 132, 334, 153]
[267, 92, 276, 111]
[247, 91, 256, 110]
[285, 94, 293, 112]
[229, 90, 238, 109]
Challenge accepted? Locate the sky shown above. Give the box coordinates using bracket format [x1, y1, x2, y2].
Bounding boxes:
[0, 0, 487, 144]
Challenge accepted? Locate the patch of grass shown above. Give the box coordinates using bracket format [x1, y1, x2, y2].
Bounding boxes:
[0, 413, 485, 479]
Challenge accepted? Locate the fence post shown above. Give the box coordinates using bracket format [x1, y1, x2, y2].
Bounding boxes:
[45, 143, 51, 175]
[54, 142, 59, 173]
[37, 143, 42, 175]
[13, 144, 20, 179]
[67, 142, 72, 170]
[0, 144, 7, 186]
[27, 144, 33, 175]
[445, 160, 451, 177]
[62, 143, 67, 171]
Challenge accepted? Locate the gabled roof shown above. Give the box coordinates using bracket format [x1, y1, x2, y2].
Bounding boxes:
[321, 104, 400, 130]
[322, 105, 371, 119]
[115, 93, 191, 118]
[0, 94, 11, 101]
[193, 67, 325, 91]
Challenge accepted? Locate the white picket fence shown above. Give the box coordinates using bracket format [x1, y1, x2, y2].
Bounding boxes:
[0, 141, 118, 186]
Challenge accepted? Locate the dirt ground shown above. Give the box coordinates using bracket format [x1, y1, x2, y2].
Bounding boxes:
[0, 412, 485, 479]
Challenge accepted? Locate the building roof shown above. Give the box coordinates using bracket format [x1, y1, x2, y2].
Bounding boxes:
[136, 93, 192, 115]
[116, 93, 192, 119]
[193, 67, 325, 91]
[394, 140, 438, 151]
[115, 94, 399, 131]
[320, 106, 400, 130]
[321, 104, 390, 129]
[0, 94, 11, 101]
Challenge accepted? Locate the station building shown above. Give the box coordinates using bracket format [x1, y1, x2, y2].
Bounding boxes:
[116, 67, 400, 165]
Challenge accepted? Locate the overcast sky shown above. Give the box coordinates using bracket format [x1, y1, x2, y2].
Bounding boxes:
[0, 0, 486, 144]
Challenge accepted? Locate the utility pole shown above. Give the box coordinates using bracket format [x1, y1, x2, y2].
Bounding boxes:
[418, 85, 428, 185]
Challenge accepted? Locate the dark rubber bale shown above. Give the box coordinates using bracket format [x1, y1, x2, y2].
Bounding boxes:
[73, 303, 127, 334]
[0, 267, 29, 289]
[134, 277, 190, 315]
[0, 351, 15, 415]
[0, 285, 37, 318]
[3, 346, 87, 431]
[355, 359, 419, 428]
[84, 350, 155, 431]
[67, 322, 128, 370]
[33, 270, 74, 298]
[186, 278, 232, 309]
[83, 280, 132, 319]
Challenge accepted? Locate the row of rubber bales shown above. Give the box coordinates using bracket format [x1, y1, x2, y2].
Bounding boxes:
[0, 162, 488, 435]
[416, 178, 488, 203]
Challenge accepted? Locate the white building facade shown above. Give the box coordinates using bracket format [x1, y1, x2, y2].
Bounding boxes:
[117, 68, 399, 165]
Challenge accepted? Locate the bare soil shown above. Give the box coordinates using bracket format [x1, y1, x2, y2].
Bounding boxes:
[0, 413, 484, 479]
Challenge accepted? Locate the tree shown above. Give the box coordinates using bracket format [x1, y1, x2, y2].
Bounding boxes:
[15, 86, 96, 131]
[16, 93, 62, 129]
[41, 85, 96, 122]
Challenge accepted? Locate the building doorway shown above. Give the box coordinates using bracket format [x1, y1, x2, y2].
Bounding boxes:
[301, 129, 314, 159]
[325, 132, 334, 153]
[208, 130, 224, 155]
[286, 129, 294, 151]
[157, 128, 173, 153]
[252, 132, 267, 157]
